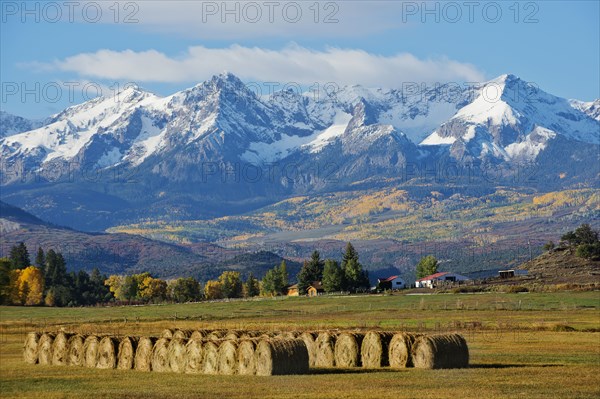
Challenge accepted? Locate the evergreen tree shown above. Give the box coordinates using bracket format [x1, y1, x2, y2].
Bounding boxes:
[322, 259, 343, 292]
[44, 249, 58, 287]
[0, 258, 11, 305]
[279, 260, 288, 287]
[35, 247, 45, 269]
[297, 250, 324, 294]
[9, 242, 30, 270]
[244, 273, 260, 298]
[341, 243, 364, 291]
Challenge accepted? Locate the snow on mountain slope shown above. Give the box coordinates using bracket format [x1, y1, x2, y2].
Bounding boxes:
[1, 73, 598, 186]
[0, 111, 44, 138]
[1, 87, 161, 168]
[420, 74, 600, 161]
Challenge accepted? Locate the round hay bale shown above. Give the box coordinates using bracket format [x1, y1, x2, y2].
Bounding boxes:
[224, 331, 242, 341]
[67, 335, 85, 367]
[151, 338, 171, 372]
[83, 335, 100, 368]
[206, 330, 226, 341]
[299, 332, 318, 367]
[23, 332, 40, 364]
[185, 339, 204, 374]
[389, 333, 419, 368]
[173, 329, 193, 340]
[361, 331, 394, 368]
[277, 331, 299, 340]
[315, 332, 337, 368]
[160, 329, 174, 338]
[412, 334, 469, 369]
[134, 337, 156, 372]
[202, 341, 220, 375]
[189, 330, 209, 341]
[217, 340, 239, 375]
[117, 336, 138, 370]
[168, 338, 188, 373]
[237, 340, 257, 375]
[51, 332, 73, 366]
[255, 338, 309, 376]
[37, 333, 55, 365]
[97, 336, 118, 369]
[334, 332, 364, 368]
[239, 331, 264, 339]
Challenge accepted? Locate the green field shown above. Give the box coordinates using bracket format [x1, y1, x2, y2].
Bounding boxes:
[1, 291, 599, 398]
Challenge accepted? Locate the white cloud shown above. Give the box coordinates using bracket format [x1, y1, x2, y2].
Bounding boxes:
[45, 44, 485, 87]
[125, 1, 405, 39]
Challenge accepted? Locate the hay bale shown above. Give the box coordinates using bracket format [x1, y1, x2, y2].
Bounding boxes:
[185, 339, 204, 374]
[255, 338, 309, 376]
[67, 335, 85, 367]
[152, 337, 171, 372]
[189, 330, 210, 341]
[224, 331, 242, 341]
[202, 341, 220, 375]
[117, 336, 138, 370]
[277, 331, 299, 340]
[315, 332, 337, 368]
[237, 340, 257, 375]
[160, 329, 174, 338]
[168, 338, 188, 373]
[23, 332, 40, 364]
[97, 336, 119, 369]
[173, 329, 193, 340]
[134, 337, 156, 372]
[83, 335, 100, 368]
[206, 330, 226, 341]
[334, 332, 364, 368]
[51, 332, 73, 366]
[217, 340, 239, 375]
[361, 331, 394, 368]
[239, 331, 264, 339]
[389, 333, 419, 368]
[299, 332, 318, 367]
[37, 333, 55, 365]
[412, 334, 469, 369]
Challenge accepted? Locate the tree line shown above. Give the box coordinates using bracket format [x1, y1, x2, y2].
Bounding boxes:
[0, 242, 373, 306]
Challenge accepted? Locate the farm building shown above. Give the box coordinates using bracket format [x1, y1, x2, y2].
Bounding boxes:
[415, 272, 470, 288]
[286, 284, 299, 296]
[377, 275, 406, 290]
[307, 281, 324, 297]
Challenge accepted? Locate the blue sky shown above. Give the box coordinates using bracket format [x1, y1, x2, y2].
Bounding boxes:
[1, 0, 599, 118]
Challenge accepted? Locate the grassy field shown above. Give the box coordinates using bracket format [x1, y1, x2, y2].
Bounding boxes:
[1, 291, 599, 398]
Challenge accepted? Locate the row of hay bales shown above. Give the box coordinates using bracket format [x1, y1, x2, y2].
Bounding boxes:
[24, 329, 468, 375]
[23, 330, 309, 376]
[301, 331, 468, 369]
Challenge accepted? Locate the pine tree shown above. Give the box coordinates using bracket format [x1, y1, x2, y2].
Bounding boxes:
[244, 273, 260, 298]
[9, 242, 30, 270]
[279, 260, 288, 287]
[322, 259, 343, 292]
[35, 247, 45, 269]
[341, 243, 363, 292]
[297, 250, 324, 294]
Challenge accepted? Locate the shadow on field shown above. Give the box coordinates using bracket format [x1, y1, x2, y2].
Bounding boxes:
[309, 364, 564, 374]
[469, 363, 563, 369]
[309, 368, 407, 375]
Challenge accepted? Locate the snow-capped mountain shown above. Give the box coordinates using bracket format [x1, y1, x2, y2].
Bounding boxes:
[420, 74, 600, 163]
[0, 73, 598, 230]
[0, 111, 44, 138]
